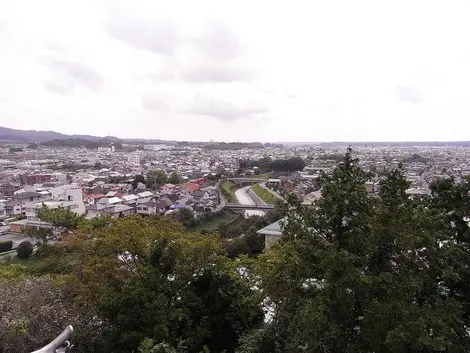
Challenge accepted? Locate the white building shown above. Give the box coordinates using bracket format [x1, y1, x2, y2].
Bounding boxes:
[98, 146, 115, 153]
[24, 183, 86, 222]
[128, 153, 141, 165]
[144, 144, 170, 151]
[25, 200, 82, 222]
[0, 202, 6, 219]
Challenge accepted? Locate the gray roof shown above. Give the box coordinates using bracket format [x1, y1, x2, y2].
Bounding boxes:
[256, 218, 285, 236]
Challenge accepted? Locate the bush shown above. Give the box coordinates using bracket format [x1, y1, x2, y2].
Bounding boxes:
[0, 240, 13, 253]
[16, 241, 33, 259]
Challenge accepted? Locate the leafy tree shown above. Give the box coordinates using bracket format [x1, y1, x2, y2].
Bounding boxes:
[169, 171, 181, 185]
[0, 240, 13, 253]
[133, 174, 147, 189]
[22, 226, 53, 245]
[36, 205, 84, 232]
[248, 149, 468, 353]
[147, 170, 168, 189]
[172, 207, 194, 225]
[16, 241, 33, 259]
[52, 216, 262, 353]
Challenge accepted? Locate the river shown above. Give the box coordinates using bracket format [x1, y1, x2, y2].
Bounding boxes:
[234, 186, 266, 218]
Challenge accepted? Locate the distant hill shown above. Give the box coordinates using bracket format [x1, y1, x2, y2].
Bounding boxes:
[0, 126, 171, 144]
[0, 126, 118, 142]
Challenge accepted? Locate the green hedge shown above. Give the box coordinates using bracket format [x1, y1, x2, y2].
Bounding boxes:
[0, 240, 13, 253]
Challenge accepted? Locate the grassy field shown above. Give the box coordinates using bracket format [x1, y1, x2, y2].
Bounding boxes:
[251, 184, 280, 205]
[220, 181, 237, 203]
[190, 213, 240, 232]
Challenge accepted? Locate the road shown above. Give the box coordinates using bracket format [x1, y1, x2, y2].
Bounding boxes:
[0, 225, 31, 248]
[234, 186, 266, 218]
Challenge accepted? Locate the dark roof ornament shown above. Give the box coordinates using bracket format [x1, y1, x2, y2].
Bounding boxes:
[31, 325, 73, 353]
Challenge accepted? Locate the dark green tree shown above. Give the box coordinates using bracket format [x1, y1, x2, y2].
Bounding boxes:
[133, 174, 147, 189]
[147, 170, 167, 189]
[36, 205, 83, 232]
[247, 149, 468, 353]
[16, 240, 33, 259]
[168, 171, 181, 185]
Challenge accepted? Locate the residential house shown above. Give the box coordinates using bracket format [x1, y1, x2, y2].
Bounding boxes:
[105, 190, 121, 198]
[136, 200, 167, 216]
[104, 204, 135, 219]
[3, 200, 25, 216]
[83, 193, 106, 206]
[137, 191, 154, 204]
[122, 194, 139, 207]
[96, 196, 122, 210]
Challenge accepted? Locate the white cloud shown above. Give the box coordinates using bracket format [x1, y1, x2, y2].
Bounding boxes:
[0, 0, 470, 141]
[187, 97, 268, 121]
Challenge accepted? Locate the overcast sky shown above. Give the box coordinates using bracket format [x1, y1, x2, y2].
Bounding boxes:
[1, 0, 469, 142]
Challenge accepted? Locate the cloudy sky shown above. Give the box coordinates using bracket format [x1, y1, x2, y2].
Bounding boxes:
[1, 0, 469, 142]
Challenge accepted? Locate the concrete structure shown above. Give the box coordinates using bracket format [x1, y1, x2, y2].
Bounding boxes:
[0, 202, 6, 219]
[9, 183, 86, 233]
[98, 146, 115, 153]
[128, 153, 141, 165]
[257, 218, 284, 249]
[136, 201, 166, 215]
[224, 203, 275, 210]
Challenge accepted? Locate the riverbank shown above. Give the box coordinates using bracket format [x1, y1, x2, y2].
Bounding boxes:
[251, 184, 279, 204]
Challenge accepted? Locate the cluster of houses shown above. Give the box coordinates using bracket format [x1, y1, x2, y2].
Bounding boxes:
[0, 176, 221, 233]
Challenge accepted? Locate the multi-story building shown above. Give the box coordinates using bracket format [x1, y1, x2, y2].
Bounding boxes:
[9, 183, 86, 233]
[23, 174, 53, 185]
[128, 153, 141, 165]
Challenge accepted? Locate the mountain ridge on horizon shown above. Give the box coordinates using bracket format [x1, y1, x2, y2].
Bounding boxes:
[1, 126, 470, 147]
[0, 126, 170, 144]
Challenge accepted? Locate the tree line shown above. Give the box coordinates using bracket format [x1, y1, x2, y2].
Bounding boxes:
[1, 148, 470, 352]
[239, 156, 306, 172]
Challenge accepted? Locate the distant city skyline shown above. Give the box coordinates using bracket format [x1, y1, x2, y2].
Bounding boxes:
[1, 0, 470, 142]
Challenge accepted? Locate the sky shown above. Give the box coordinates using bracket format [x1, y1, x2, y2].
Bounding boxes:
[1, 0, 470, 142]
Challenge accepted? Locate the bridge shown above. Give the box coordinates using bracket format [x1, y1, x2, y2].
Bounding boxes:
[225, 203, 275, 210]
[226, 177, 267, 186]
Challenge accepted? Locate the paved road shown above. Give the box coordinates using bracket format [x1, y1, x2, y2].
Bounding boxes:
[234, 186, 266, 218]
[0, 228, 31, 248]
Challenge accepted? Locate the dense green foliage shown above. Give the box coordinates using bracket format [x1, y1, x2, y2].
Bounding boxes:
[16, 241, 33, 259]
[220, 181, 236, 202]
[147, 170, 168, 189]
[0, 240, 13, 252]
[168, 171, 181, 185]
[239, 156, 306, 172]
[243, 148, 470, 353]
[36, 205, 84, 232]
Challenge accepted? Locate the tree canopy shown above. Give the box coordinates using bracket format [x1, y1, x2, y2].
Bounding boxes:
[246, 148, 470, 353]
